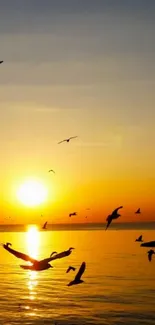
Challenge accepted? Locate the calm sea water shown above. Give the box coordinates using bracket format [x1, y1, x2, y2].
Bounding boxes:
[0, 226, 155, 324]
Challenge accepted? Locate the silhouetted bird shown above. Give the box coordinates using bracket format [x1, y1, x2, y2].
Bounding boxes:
[147, 249, 155, 262]
[0, 61, 3, 64]
[135, 235, 143, 242]
[69, 212, 77, 217]
[105, 206, 123, 230]
[66, 266, 76, 273]
[58, 136, 78, 144]
[42, 221, 47, 230]
[67, 262, 86, 286]
[135, 208, 141, 214]
[48, 169, 55, 173]
[141, 241, 155, 248]
[3, 243, 55, 271]
[50, 247, 74, 261]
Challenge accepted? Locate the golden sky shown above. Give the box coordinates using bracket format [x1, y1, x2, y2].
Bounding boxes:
[0, 1, 155, 224]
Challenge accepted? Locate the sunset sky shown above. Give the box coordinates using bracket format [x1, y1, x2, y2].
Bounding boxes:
[0, 0, 155, 224]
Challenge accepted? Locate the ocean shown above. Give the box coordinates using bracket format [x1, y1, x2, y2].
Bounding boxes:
[0, 224, 155, 324]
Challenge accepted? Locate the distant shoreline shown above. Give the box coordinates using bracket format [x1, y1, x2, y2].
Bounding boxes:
[0, 221, 155, 232]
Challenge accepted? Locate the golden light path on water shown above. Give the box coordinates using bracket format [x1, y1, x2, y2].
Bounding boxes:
[26, 225, 40, 315]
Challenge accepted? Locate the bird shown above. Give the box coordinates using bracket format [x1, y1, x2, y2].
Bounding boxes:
[50, 247, 75, 261]
[135, 235, 143, 242]
[69, 212, 77, 217]
[105, 206, 123, 230]
[147, 249, 155, 262]
[135, 208, 141, 214]
[42, 221, 47, 230]
[141, 241, 155, 248]
[48, 169, 55, 174]
[66, 266, 76, 273]
[58, 136, 78, 144]
[3, 243, 55, 271]
[0, 61, 3, 64]
[67, 262, 86, 286]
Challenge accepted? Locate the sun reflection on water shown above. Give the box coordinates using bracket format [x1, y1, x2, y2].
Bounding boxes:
[26, 225, 40, 306]
[26, 225, 40, 259]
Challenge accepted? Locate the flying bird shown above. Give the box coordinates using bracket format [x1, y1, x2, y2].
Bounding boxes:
[135, 235, 143, 242]
[42, 221, 47, 230]
[147, 249, 155, 262]
[58, 136, 78, 144]
[67, 262, 86, 286]
[48, 169, 55, 174]
[69, 212, 77, 217]
[105, 206, 123, 230]
[141, 241, 155, 248]
[0, 61, 3, 64]
[135, 208, 141, 214]
[3, 243, 55, 271]
[66, 266, 76, 273]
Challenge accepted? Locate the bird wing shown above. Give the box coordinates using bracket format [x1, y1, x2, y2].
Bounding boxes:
[43, 221, 47, 228]
[50, 251, 57, 257]
[105, 215, 112, 230]
[66, 266, 71, 273]
[69, 136, 78, 140]
[111, 206, 123, 215]
[39, 251, 66, 263]
[139, 235, 142, 241]
[75, 262, 86, 281]
[148, 252, 152, 262]
[58, 139, 66, 144]
[0, 61, 3, 64]
[3, 244, 38, 264]
[141, 241, 155, 247]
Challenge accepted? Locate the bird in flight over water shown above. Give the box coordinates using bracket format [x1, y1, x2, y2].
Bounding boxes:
[135, 208, 141, 214]
[147, 249, 155, 262]
[58, 136, 78, 144]
[67, 262, 86, 286]
[50, 247, 74, 260]
[69, 212, 77, 217]
[3, 243, 55, 271]
[66, 266, 76, 273]
[0, 61, 3, 64]
[105, 206, 123, 230]
[42, 221, 47, 230]
[48, 169, 55, 174]
[135, 235, 143, 242]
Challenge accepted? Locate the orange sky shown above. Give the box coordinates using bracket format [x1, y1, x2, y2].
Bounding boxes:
[0, 1, 155, 224]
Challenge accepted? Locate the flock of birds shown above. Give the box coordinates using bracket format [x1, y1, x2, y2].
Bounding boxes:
[2, 205, 154, 291]
[105, 206, 155, 262]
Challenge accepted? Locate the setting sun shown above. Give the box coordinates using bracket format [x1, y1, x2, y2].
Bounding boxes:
[17, 180, 48, 207]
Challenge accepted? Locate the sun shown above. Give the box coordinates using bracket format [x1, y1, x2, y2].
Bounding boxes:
[17, 179, 47, 207]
